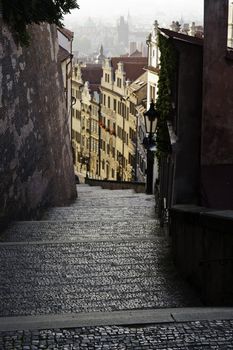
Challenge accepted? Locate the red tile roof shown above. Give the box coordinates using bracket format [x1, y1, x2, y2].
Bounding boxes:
[111, 57, 147, 82]
[81, 64, 103, 93]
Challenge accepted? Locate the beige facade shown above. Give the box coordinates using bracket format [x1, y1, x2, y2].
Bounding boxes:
[72, 63, 102, 181]
[100, 57, 147, 181]
[71, 57, 147, 182]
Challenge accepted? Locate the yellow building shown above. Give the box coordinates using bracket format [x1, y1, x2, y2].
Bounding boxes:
[72, 63, 102, 180]
[100, 57, 147, 181]
[71, 57, 147, 182]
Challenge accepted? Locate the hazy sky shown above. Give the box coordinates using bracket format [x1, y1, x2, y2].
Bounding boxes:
[65, 0, 203, 25]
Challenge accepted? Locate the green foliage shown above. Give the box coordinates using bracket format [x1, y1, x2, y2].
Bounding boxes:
[2, 0, 79, 45]
[156, 33, 177, 163]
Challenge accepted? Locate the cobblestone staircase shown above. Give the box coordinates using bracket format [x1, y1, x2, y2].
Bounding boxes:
[1, 185, 232, 348]
[0, 184, 200, 318]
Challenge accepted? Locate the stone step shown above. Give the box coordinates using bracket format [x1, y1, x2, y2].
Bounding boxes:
[42, 206, 156, 221]
[71, 197, 155, 208]
[76, 194, 153, 202]
[1, 307, 233, 332]
[0, 240, 201, 317]
[77, 185, 103, 192]
[77, 186, 138, 195]
[0, 220, 161, 243]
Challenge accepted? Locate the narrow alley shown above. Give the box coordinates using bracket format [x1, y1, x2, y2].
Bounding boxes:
[0, 185, 233, 349]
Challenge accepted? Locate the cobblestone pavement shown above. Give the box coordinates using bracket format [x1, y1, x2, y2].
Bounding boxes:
[42, 207, 156, 221]
[0, 220, 160, 242]
[1, 185, 233, 348]
[1, 320, 233, 349]
[0, 239, 200, 316]
[0, 185, 201, 317]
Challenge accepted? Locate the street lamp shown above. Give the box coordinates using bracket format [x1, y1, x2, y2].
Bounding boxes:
[143, 100, 159, 194]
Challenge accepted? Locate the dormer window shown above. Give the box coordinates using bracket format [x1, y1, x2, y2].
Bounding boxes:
[228, 0, 233, 48]
[105, 73, 110, 83]
[117, 77, 122, 88]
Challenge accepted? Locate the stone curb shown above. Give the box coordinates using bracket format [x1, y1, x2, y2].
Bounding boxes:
[1, 308, 233, 332]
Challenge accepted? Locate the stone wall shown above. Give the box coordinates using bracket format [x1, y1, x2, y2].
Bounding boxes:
[0, 21, 76, 223]
[170, 205, 233, 305]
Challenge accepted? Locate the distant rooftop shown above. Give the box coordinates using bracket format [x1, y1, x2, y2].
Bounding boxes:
[111, 57, 147, 82]
[129, 72, 147, 92]
[159, 28, 203, 46]
[81, 64, 102, 93]
[130, 49, 142, 57]
[57, 27, 74, 41]
[58, 46, 71, 62]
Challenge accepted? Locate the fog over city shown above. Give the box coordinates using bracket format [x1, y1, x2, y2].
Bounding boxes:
[65, 0, 204, 26]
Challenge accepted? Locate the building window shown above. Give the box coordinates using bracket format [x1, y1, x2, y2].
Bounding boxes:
[118, 101, 122, 115]
[228, 0, 233, 48]
[76, 132, 81, 143]
[130, 102, 135, 115]
[113, 99, 117, 111]
[117, 77, 122, 88]
[122, 103, 125, 118]
[150, 85, 156, 102]
[108, 96, 111, 108]
[105, 73, 110, 83]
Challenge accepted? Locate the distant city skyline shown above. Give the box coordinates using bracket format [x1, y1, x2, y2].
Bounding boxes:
[64, 0, 204, 26]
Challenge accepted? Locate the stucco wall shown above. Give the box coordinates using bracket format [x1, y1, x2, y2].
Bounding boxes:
[173, 41, 203, 205]
[0, 22, 76, 222]
[201, 0, 233, 208]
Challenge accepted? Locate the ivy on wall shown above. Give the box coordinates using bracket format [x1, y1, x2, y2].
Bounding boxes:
[155, 32, 177, 163]
[2, 0, 79, 45]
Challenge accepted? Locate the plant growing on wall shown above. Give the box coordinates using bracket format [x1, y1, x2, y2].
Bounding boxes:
[155, 32, 177, 163]
[2, 0, 79, 45]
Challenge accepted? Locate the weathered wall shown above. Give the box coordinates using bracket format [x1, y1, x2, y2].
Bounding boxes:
[0, 21, 76, 222]
[201, 0, 233, 209]
[173, 40, 203, 205]
[170, 205, 233, 305]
